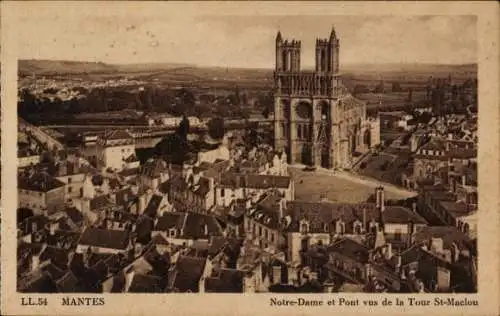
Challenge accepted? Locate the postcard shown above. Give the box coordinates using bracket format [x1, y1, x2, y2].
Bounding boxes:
[1, 1, 499, 315]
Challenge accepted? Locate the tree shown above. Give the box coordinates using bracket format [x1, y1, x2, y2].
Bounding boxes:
[407, 88, 413, 102]
[207, 117, 225, 140]
[391, 82, 402, 92]
[243, 122, 260, 148]
[176, 88, 196, 109]
[177, 115, 190, 141]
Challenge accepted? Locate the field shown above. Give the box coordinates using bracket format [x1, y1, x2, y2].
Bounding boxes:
[290, 168, 410, 203]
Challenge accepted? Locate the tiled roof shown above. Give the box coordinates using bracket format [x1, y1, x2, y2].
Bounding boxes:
[219, 173, 290, 189]
[449, 148, 476, 160]
[154, 212, 223, 239]
[115, 187, 137, 208]
[155, 213, 186, 231]
[327, 237, 370, 263]
[39, 246, 72, 270]
[168, 255, 206, 292]
[18, 171, 65, 192]
[144, 194, 163, 218]
[56, 271, 87, 292]
[128, 273, 163, 293]
[439, 201, 474, 218]
[205, 268, 246, 293]
[182, 213, 223, 239]
[284, 201, 426, 233]
[140, 159, 167, 178]
[90, 195, 113, 210]
[118, 168, 139, 177]
[414, 226, 473, 252]
[193, 177, 211, 197]
[102, 130, 133, 141]
[62, 207, 84, 225]
[79, 228, 130, 250]
[151, 234, 169, 245]
[158, 180, 170, 194]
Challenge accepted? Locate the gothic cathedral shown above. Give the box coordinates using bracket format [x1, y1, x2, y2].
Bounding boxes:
[273, 27, 380, 169]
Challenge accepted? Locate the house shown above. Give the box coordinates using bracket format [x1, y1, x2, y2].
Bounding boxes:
[152, 212, 224, 247]
[139, 159, 169, 191]
[76, 227, 132, 255]
[95, 130, 135, 171]
[216, 173, 294, 207]
[167, 255, 211, 293]
[54, 160, 88, 201]
[166, 173, 215, 213]
[325, 237, 403, 292]
[18, 171, 66, 215]
[283, 187, 427, 264]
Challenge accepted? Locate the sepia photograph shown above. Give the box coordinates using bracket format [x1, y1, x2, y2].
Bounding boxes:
[1, 2, 499, 316]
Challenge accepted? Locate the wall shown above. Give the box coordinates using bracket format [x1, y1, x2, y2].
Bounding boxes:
[101, 144, 135, 171]
[18, 189, 46, 214]
[19, 155, 41, 168]
[56, 173, 85, 201]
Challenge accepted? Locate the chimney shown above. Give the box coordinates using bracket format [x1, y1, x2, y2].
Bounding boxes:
[376, 187, 385, 212]
[375, 187, 381, 208]
[395, 255, 402, 273]
[412, 202, 417, 213]
[272, 266, 282, 284]
[385, 243, 392, 260]
[362, 207, 367, 232]
[31, 222, 38, 233]
[204, 224, 209, 236]
[451, 242, 460, 263]
[82, 198, 91, 214]
[49, 222, 57, 235]
[278, 198, 286, 220]
[32, 254, 40, 271]
[138, 194, 146, 214]
[430, 238, 444, 254]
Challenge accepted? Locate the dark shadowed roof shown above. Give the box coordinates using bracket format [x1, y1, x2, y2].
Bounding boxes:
[219, 173, 290, 189]
[79, 228, 130, 250]
[205, 268, 246, 293]
[18, 171, 65, 192]
[144, 194, 163, 218]
[168, 255, 206, 292]
[327, 237, 370, 263]
[128, 273, 163, 293]
[414, 226, 473, 252]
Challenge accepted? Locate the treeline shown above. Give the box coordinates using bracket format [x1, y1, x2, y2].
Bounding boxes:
[18, 84, 276, 123]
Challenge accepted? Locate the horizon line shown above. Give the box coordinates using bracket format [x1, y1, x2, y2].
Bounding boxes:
[18, 58, 478, 70]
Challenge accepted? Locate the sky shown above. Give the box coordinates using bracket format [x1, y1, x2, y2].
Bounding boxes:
[12, 3, 477, 68]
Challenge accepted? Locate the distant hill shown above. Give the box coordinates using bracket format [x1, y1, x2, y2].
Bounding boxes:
[19, 59, 476, 87]
[18, 60, 120, 76]
[18, 60, 194, 76]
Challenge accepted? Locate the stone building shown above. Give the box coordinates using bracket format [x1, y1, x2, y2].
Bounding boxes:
[273, 27, 380, 169]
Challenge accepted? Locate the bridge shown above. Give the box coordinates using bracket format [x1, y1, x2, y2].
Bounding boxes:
[19, 118, 65, 151]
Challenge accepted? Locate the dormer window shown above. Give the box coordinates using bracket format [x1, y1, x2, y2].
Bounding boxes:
[169, 228, 177, 238]
[353, 221, 363, 234]
[336, 221, 346, 235]
[300, 222, 309, 234]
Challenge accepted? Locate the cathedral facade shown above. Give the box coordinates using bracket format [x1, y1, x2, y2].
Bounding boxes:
[273, 27, 380, 169]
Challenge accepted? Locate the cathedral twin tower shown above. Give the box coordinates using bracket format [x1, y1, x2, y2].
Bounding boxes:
[275, 27, 339, 74]
[273, 27, 379, 170]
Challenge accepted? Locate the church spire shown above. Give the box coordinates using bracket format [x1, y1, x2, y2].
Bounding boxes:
[276, 31, 283, 43]
[329, 26, 337, 40]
